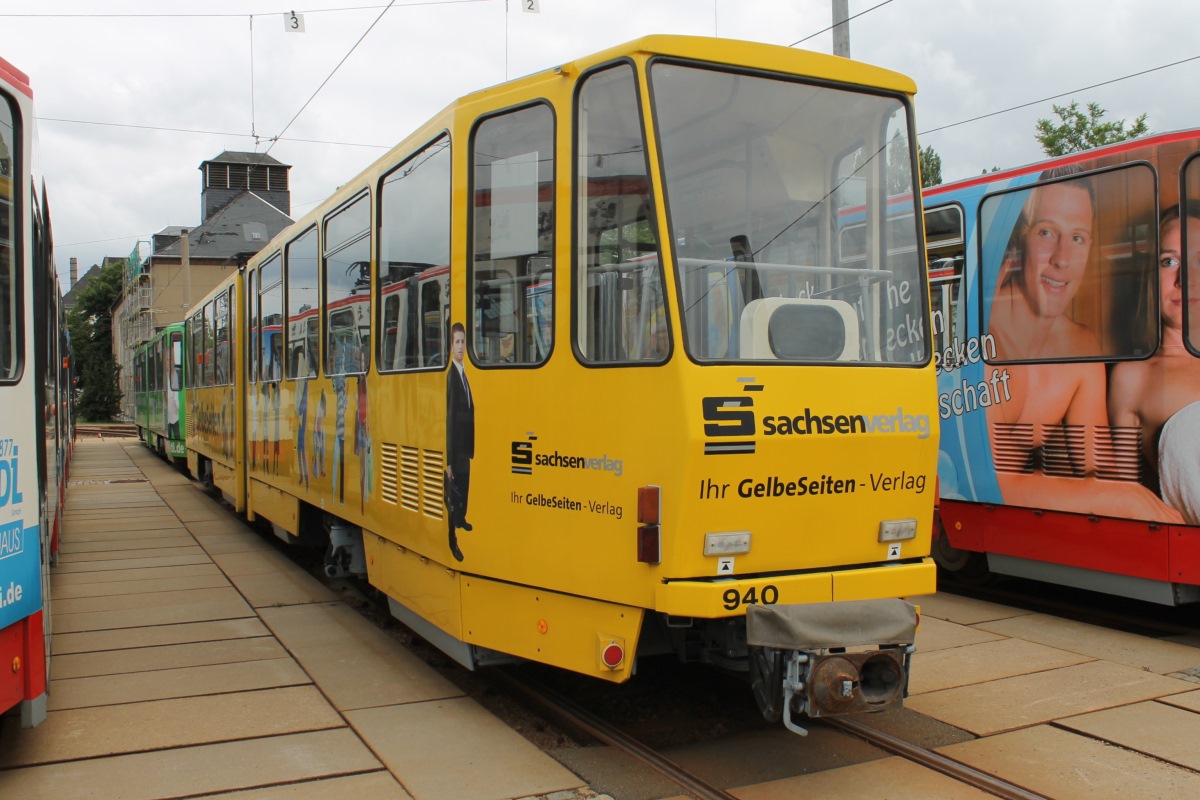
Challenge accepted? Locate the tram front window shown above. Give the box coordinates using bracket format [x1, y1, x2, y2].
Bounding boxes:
[649, 62, 927, 364]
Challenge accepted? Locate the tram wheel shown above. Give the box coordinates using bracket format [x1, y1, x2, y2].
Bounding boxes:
[931, 520, 993, 586]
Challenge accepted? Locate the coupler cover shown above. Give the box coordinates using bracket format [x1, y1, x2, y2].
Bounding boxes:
[747, 599, 918, 729]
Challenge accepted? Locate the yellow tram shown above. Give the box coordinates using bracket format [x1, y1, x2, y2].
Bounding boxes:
[185, 35, 937, 734]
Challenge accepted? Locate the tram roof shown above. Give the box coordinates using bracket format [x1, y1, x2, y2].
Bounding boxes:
[452, 34, 918, 105]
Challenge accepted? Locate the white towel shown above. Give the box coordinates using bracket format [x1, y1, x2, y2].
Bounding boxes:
[1159, 400, 1200, 525]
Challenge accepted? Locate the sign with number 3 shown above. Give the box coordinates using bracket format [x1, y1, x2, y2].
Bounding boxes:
[285, 12, 306, 33]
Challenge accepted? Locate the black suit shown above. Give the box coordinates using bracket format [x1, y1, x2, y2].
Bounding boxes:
[446, 361, 474, 530]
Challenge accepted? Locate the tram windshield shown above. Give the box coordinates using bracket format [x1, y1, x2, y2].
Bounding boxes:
[650, 62, 927, 364]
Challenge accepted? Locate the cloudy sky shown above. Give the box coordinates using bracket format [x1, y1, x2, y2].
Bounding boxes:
[4, 0, 1198, 289]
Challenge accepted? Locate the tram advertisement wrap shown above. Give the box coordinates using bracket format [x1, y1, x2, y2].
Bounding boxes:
[0, 439, 39, 629]
[935, 157, 1198, 525]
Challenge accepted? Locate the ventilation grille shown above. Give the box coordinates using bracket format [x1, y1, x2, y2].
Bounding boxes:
[400, 446, 420, 512]
[422, 450, 445, 519]
[380, 442, 399, 504]
[383, 443, 445, 518]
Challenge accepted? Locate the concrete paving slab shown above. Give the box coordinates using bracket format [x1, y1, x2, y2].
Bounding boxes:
[910, 636, 1094, 695]
[211, 549, 338, 607]
[58, 544, 205, 563]
[62, 491, 159, 505]
[54, 586, 244, 616]
[913, 615, 1008, 653]
[62, 502, 164, 514]
[60, 535, 197, 554]
[1161, 688, 1200, 712]
[939, 724, 1200, 799]
[53, 617, 272, 655]
[52, 591, 255, 634]
[62, 505, 177, 520]
[58, 527, 191, 543]
[53, 635, 288, 679]
[0, 686, 344, 767]
[62, 516, 182, 534]
[908, 659, 1195, 735]
[52, 553, 214, 573]
[259, 602, 462, 710]
[911, 593, 1032, 625]
[346, 698, 583, 800]
[975, 613, 1200, 675]
[189, 772, 414, 800]
[0, 728, 383, 800]
[158, 491, 233, 522]
[194, 533, 278, 554]
[188, 518, 260, 537]
[1056, 701, 1200, 771]
[51, 562, 222, 587]
[48, 657, 310, 710]
[730, 756, 995, 799]
[51, 572, 231, 599]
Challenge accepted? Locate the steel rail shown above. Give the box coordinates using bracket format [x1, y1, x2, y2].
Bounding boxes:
[491, 667, 740, 800]
[826, 717, 1051, 800]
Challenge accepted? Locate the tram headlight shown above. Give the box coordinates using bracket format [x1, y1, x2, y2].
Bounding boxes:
[704, 531, 751, 555]
[878, 519, 918, 542]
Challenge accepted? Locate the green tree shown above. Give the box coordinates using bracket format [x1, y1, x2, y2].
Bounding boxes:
[1035, 101, 1149, 157]
[919, 144, 942, 188]
[67, 259, 124, 421]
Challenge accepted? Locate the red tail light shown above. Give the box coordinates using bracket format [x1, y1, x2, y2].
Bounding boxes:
[638, 485, 660, 524]
[637, 524, 660, 564]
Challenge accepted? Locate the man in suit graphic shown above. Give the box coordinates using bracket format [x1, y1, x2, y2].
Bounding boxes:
[446, 322, 474, 562]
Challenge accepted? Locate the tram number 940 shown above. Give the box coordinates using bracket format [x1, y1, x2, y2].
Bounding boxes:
[723, 585, 779, 610]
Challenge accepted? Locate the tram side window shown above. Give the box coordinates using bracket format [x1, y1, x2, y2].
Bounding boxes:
[199, 302, 213, 387]
[1, 97, 16, 381]
[923, 204, 965, 363]
[186, 317, 197, 388]
[575, 63, 666, 364]
[1184, 157, 1200, 355]
[215, 288, 231, 386]
[471, 104, 554, 365]
[286, 227, 319, 379]
[378, 135, 451, 372]
[247, 268, 257, 384]
[324, 193, 370, 375]
[170, 332, 183, 392]
[151, 340, 161, 392]
[979, 164, 1158, 362]
[259, 253, 283, 382]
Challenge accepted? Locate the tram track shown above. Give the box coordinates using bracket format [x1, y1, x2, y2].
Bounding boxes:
[491, 663, 1051, 800]
[824, 718, 1049, 800]
[221, 500, 1062, 800]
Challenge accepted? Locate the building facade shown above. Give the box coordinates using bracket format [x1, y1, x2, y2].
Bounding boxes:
[113, 151, 292, 419]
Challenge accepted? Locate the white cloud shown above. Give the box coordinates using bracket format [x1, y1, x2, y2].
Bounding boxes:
[3, 0, 1197, 286]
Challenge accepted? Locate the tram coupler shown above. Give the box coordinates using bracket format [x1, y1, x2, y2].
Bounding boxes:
[325, 520, 367, 578]
[747, 599, 918, 736]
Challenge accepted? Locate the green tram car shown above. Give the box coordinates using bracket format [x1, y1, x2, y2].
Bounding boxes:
[133, 322, 187, 465]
